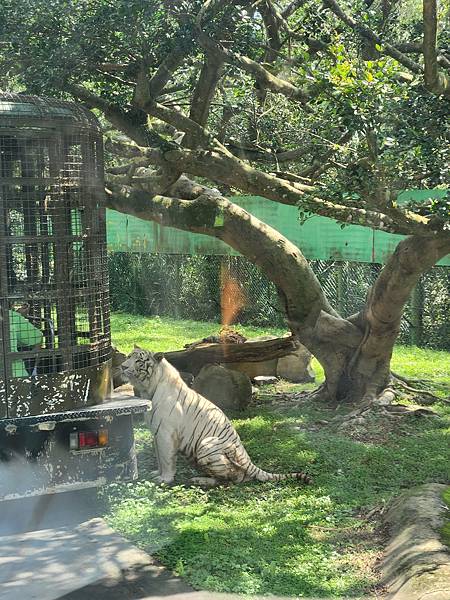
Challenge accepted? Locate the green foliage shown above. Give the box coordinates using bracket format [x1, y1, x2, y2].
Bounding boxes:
[0, 0, 186, 96]
[405, 191, 450, 226]
[1, 0, 448, 217]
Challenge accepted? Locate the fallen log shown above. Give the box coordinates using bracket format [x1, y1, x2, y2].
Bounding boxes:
[159, 336, 298, 376]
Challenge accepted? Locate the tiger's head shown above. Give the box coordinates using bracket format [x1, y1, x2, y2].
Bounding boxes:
[121, 346, 164, 394]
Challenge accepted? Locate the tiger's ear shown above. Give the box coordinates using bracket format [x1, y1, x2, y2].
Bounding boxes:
[153, 352, 164, 362]
[134, 343, 142, 350]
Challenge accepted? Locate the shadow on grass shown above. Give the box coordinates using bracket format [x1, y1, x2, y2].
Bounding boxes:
[133, 514, 374, 597]
[104, 402, 450, 598]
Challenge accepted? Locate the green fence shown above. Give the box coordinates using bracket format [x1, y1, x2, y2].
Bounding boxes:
[107, 189, 449, 349]
[107, 190, 450, 266]
[108, 253, 450, 350]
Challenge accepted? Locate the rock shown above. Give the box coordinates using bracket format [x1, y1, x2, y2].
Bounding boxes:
[276, 343, 315, 383]
[228, 359, 278, 379]
[179, 371, 194, 387]
[253, 376, 278, 386]
[227, 335, 278, 379]
[380, 483, 450, 600]
[193, 364, 252, 412]
[228, 336, 315, 383]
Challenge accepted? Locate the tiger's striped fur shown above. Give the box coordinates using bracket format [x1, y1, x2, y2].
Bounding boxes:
[121, 347, 312, 486]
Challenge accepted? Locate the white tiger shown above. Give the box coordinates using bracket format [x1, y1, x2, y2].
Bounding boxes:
[121, 347, 312, 487]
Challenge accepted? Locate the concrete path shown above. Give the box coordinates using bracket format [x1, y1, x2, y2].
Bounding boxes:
[0, 517, 195, 600]
[0, 491, 378, 600]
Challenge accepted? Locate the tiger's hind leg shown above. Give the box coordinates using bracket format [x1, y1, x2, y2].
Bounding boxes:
[195, 437, 241, 483]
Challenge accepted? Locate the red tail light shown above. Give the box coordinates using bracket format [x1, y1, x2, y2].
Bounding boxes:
[79, 431, 98, 448]
[69, 429, 108, 450]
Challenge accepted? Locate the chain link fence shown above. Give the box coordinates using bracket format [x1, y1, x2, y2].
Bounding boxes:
[109, 253, 450, 350]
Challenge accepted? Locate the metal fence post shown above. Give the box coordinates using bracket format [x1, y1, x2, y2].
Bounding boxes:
[335, 262, 345, 316]
[410, 279, 423, 347]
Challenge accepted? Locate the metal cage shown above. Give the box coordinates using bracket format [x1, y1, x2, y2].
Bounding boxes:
[0, 93, 111, 418]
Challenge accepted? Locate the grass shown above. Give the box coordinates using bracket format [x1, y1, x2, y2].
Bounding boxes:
[110, 312, 287, 353]
[391, 345, 450, 397]
[106, 313, 450, 598]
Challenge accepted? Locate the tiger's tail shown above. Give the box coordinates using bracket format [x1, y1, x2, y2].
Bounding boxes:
[252, 466, 312, 484]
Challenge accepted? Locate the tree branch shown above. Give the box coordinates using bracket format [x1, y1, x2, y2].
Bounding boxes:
[148, 47, 187, 99]
[324, 0, 449, 98]
[423, 0, 450, 97]
[353, 234, 450, 379]
[282, 0, 309, 19]
[259, 0, 284, 62]
[227, 130, 352, 170]
[95, 62, 130, 73]
[323, 0, 423, 74]
[115, 140, 430, 235]
[423, 0, 438, 88]
[105, 184, 336, 327]
[104, 136, 146, 159]
[155, 147, 433, 234]
[198, 32, 310, 103]
[226, 142, 311, 163]
[144, 101, 216, 148]
[66, 83, 165, 147]
[184, 52, 225, 146]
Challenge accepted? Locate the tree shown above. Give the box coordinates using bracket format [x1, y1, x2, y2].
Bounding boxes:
[1, 0, 449, 405]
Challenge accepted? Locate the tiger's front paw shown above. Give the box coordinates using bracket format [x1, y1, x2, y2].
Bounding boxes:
[152, 474, 175, 485]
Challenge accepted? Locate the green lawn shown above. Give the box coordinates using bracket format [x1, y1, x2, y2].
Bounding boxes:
[110, 312, 287, 353]
[106, 313, 450, 598]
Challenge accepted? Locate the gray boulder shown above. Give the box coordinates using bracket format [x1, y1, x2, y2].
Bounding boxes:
[228, 358, 279, 379]
[193, 364, 252, 412]
[380, 483, 450, 600]
[227, 335, 278, 379]
[277, 343, 315, 383]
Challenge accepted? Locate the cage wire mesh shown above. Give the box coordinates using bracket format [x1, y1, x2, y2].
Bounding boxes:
[0, 93, 111, 418]
[108, 252, 449, 350]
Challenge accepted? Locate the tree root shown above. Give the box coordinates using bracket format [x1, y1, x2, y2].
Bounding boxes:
[292, 383, 332, 404]
[391, 373, 449, 405]
[333, 387, 439, 430]
[391, 371, 433, 386]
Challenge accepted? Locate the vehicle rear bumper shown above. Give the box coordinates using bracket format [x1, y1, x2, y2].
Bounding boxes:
[0, 394, 150, 501]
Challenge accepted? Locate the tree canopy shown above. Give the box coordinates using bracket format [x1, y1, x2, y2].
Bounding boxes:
[1, 0, 449, 231]
[1, 0, 449, 404]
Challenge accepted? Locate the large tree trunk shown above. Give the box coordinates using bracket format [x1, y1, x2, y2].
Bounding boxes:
[106, 182, 450, 406]
[314, 235, 450, 404]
